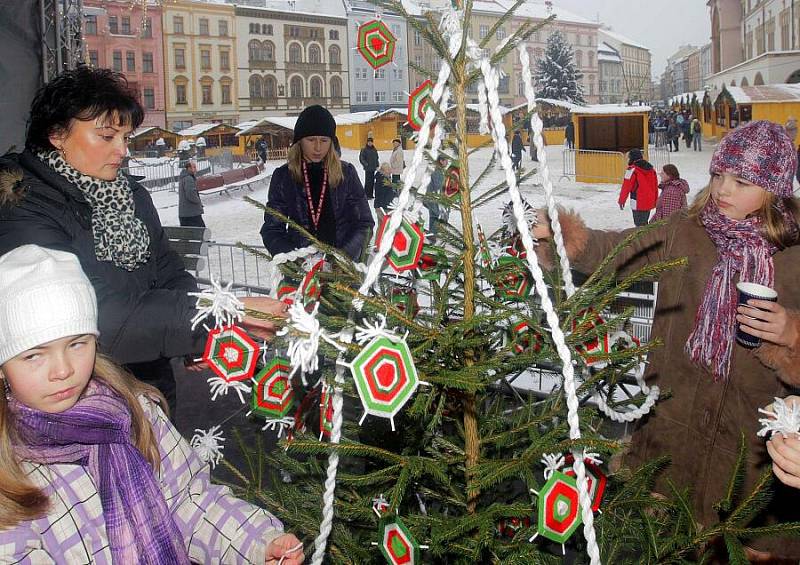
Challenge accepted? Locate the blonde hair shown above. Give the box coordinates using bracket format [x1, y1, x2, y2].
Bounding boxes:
[689, 183, 800, 249]
[0, 353, 165, 529]
[287, 142, 343, 188]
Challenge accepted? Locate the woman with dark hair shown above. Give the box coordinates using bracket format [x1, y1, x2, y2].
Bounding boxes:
[260, 105, 373, 260]
[0, 66, 286, 414]
[651, 163, 690, 222]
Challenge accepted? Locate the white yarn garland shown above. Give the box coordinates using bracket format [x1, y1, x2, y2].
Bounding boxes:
[265, 246, 319, 299]
[758, 397, 800, 438]
[190, 425, 226, 469]
[476, 46, 601, 564]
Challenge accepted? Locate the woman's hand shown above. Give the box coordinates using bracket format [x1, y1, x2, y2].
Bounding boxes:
[240, 296, 289, 342]
[265, 533, 303, 564]
[736, 300, 799, 347]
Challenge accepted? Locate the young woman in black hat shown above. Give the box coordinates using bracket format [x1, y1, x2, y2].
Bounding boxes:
[260, 105, 373, 260]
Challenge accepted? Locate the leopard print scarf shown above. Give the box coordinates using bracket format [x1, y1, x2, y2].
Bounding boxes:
[38, 150, 151, 271]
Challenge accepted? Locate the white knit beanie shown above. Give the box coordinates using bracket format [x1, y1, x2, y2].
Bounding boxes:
[0, 245, 98, 366]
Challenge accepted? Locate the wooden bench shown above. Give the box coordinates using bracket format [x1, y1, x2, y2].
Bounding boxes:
[196, 164, 271, 197]
[163, 226, 210, 275]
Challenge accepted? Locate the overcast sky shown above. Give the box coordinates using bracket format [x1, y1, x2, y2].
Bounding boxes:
[553, 0, 711, 79]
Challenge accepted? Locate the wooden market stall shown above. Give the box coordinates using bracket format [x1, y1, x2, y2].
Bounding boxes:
[129, 126, 178, 155]
[710, 84, 800, 145]
[177, 123, 241, 157]
[235, 116, 296, 160]
[506, 99, 574, 146]
[336, 109, 406, 151]
[572, 104, 650, 184]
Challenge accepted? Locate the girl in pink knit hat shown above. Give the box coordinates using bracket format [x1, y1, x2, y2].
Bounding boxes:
[534, 120, 800, 560]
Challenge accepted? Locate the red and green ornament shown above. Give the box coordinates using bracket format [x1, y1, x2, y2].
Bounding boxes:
[375, 214, 426, 273]
[505, 233, 527, 259]
[299, 259, 324, 309]
[571, 309, 610, 367]
[202, 325, 259, 382]
[407, 80, 433, 131]
[476, 224, 494, 268]
[277, 282, 297, 305]
[496, 516, 531, 539]
[390, 287, 419, 318]
[415, 245, 447, 280]
[251, 356, 294, 419]
[564, 454, 607, 512]
[494, 256, 532, 301]
[535, 471, 583, 544]
[510, 320, 544, 355]
[350, 335, 419, 430]
[379, 516, 421, 565]
[443, 164, 460, 199]
[357, 19, 397, 70]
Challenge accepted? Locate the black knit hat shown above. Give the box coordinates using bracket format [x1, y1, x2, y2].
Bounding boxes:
[292, 105, 336, 144]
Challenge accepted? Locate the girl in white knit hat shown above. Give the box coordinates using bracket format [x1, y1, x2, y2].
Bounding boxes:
[0, 245, 303, 564]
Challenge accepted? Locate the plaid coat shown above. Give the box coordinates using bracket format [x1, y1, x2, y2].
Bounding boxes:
[0, 398, 284, 564]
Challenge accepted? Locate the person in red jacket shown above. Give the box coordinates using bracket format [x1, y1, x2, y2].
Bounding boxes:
[618, 148, 658, 226]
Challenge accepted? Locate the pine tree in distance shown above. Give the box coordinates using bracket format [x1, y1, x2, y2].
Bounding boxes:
[533, 29, 586, 104]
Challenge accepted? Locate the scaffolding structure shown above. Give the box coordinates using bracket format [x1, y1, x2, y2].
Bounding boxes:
[39, 0, 84, 82]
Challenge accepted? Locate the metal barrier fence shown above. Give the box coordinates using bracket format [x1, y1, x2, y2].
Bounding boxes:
[122, 150, 246, 193]
[561, 146, 670, 184]
[196, 241, 273, 295]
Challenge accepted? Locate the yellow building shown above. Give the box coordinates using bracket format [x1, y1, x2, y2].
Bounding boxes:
[162, 0, 238, 131]
[708, 84, 800, 145]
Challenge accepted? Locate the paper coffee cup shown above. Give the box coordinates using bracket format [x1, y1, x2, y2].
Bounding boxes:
[735, 281, 778, 349]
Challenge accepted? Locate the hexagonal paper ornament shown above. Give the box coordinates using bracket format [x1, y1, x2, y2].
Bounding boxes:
[277, 281, 297, 305]
[571, 309, 611, 367]
[375, 214, 425, 273]
[251, 356, 294, 419]
[202, 325, 259, 383]
[299, 259, 324, 309]
[350, 336, 419, 430]
[564, 454, 607, 512]
[510, 320, 544, 356]
[415, 245, 447, 280]
[357, 19, 397, 70]
[390, 286, 419, 318]
[443, 164, 460, 199]
[407, 79, 433, 131]
[536, 471, 583, 545]
[379, 516, 420, 565]
[493, 256, 532, 302]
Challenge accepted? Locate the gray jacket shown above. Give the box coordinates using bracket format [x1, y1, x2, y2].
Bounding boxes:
[178, 169, 204, 217]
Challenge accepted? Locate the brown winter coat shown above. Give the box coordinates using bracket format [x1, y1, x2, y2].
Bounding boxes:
[552, 209, 800, 558]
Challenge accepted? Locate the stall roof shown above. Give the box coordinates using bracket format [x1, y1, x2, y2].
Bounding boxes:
[178, 123, 238, 137]
[571, 103, 651, 115]
[667, 91, 706, 107]
[725, 84, 800, 104]
[237, 108, 408, 136]
[131, 126, 157, 139]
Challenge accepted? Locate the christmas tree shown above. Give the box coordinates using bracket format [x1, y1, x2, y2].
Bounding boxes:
[196, 2, 800, 563]
[533, 29, 585, 105]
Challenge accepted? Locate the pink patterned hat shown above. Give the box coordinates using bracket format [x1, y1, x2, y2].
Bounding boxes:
[709, 120, 797, 198]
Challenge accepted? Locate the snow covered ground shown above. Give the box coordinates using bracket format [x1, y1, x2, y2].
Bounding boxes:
[151, 141, 719, 244]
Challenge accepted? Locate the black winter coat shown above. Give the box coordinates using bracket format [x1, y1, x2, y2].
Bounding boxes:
[260, 161, 374, 261]
[0, 150, 206, 364]
[359, 145, 379, 171]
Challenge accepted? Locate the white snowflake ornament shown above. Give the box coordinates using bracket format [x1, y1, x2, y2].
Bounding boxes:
[190, 425, 226, 469]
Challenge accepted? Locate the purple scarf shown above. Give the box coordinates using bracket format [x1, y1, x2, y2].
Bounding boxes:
[10, 380, 189, 565]
[685, 201, 777, 381]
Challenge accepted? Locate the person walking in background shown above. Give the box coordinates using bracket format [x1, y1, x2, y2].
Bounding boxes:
[618, 148, 658, 226]
[785, 117, 799, 188]
[667, 118, 680, 152]
[682, 113, 693, 148]
[178, 160, 204, 227]
[511, 131, 523, 170]
[690, 116, 703, 151]
[373, 162, 394, 210]
[565, 119, 575, 149]
[358, 137, 379, 199]
[260, 105, 373, 261]
[0, 245, 304, 565]
[390, 138, 404, 184]
[651, 163, 689, 222]
[255, 135, 269, 164]
[424, 155, 449, 239]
